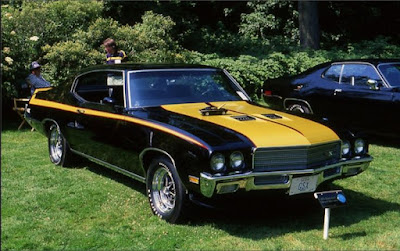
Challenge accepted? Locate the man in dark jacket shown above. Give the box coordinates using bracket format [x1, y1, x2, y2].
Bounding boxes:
[25, 61, 51, 95]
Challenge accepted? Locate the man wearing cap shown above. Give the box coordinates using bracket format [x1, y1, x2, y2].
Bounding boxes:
[26, 61, 51, 95]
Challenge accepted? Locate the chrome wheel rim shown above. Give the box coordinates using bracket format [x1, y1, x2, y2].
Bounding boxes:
[151, 167, 176, 214]
[49, 127, 63, 163]
[290, 105, 305, 113]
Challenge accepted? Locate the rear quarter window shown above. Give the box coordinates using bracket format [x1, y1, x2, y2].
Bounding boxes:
[323, 64, 342, 83]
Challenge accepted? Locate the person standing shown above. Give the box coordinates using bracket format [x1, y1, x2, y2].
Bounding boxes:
[25, 61, 51, 95]
[103, 38, 127, 64]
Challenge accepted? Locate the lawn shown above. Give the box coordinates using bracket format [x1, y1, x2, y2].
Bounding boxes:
[1, 123, 400, 250]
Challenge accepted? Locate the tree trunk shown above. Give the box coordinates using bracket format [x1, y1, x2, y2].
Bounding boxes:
[298, 1, 320, 49]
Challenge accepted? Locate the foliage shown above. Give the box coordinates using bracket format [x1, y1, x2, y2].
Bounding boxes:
[239, 1, 298, 41]
[188, 36, 400, 100]
[1, 1, 183, 102]
[1, 0, 103, 99]
[42, 41, 104, 86]
[2, 0, 400, 106]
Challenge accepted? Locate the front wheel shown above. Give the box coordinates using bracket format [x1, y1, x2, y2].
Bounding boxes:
[146, 157, 187, 223]
[48, 124, 72, 167]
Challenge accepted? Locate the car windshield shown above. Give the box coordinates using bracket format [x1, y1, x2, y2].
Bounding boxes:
[127, 69, 245, 108]
[378, 63, 400, 87]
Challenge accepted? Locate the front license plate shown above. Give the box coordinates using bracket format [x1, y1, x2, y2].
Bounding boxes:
[289, 175, 319, 195]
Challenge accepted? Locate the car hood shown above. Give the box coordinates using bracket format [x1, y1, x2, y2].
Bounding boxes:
[160, 101, 339, 148]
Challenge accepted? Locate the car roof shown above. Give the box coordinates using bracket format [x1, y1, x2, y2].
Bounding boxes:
[329, 58, 400, 66]
[80, 62, 219, 73]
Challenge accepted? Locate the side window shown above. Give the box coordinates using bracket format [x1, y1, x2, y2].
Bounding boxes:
[75, 71, 124, 105]
[323, 64, 342, 82]
[340, 64, 382, 87]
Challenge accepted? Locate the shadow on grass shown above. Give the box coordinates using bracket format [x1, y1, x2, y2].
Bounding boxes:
[79, 160, 147, 196]
[71, 158, 400, 239]
[336, 231, 367, 240]
[184, 185, 399, 240]
[368, 135, 400, 149]
[77, 159, 399, 239]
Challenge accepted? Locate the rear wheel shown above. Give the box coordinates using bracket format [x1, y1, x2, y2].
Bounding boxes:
[48, 124, 72, 167]
[146, 157, 187, 223]
[288, 103, 311, 114]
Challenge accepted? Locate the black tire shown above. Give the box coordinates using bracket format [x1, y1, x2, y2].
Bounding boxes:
[48, 124, 72, 167]
[146, 157, 187, 223]
[288, 103, 311, 114]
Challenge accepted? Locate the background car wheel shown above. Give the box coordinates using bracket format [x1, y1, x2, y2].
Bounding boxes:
[48, 124, 72, 167]
[146, 157, 187, 223]
[288, 103, 311, 114]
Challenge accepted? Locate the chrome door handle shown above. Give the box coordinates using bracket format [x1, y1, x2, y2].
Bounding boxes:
[334, 89, 342, 96]
[77, 109, 86, 114]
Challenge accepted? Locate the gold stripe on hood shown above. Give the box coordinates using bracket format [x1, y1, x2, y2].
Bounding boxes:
[161, 101, 339, 148]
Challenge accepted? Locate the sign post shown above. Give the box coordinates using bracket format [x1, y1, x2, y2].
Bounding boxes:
[314, 190, 347, 240]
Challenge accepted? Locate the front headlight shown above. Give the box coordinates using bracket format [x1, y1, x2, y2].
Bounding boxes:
[210, 153, 225, 172]
[354, 138, 365, 154]
[342, 140, 350, 156]
[230, 151, 244, 170]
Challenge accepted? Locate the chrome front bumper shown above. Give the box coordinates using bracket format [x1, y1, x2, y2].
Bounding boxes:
[200, 156, 372, 198]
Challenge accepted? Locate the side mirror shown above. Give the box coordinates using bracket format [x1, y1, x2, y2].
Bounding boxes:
[367, 79, 381, 90]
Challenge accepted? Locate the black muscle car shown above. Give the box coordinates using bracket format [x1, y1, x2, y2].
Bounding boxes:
[25, 64, 372, 223]
[263, 59, 400, 137]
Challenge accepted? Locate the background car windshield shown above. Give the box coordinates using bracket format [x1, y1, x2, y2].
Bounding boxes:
[378, 63, 400, 87]
[128, 69, 243, 107]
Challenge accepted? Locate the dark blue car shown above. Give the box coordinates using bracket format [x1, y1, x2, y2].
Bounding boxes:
[263, 59, 400, 137]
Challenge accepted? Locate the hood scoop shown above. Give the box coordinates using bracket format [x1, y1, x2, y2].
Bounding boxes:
[263, 114, 282, 119]
[232, 115, 256, 121]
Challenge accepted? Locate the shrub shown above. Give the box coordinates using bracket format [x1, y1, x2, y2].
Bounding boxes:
[42, 41, 103, 86]
[1, 0, 103, 101]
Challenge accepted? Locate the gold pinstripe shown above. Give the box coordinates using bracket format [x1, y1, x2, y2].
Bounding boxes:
[29, 98, 208, 149]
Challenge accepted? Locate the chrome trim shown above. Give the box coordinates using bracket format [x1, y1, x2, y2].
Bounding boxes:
[265, 94, 283, 100]
[223, 69, 252, 101]
[200, 156, 372, 198]
[283, 98, 314, 114]
[41, 119, 60, 133]
[327, 62, 388, 87]
[70, 148, 146, 183]
[139, 147, 176, 173]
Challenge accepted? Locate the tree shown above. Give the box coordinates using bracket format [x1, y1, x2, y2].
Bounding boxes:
[298, 1, 320, 49]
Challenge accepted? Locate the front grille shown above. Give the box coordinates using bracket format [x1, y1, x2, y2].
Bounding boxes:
[253, 141, 341, 172]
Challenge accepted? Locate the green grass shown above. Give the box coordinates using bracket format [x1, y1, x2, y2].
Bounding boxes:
[2, 125, 400, 250]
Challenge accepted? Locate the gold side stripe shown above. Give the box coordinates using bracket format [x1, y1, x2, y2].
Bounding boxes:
[29, 98, 208, 149]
